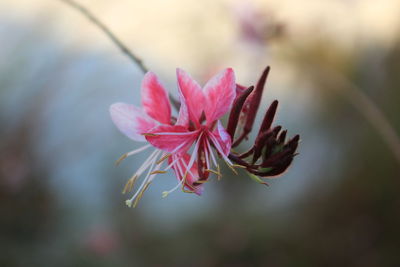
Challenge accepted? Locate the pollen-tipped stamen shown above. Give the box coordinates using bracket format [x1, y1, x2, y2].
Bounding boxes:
[156, 153, 171, 164]
[205, 169, 221, 176]
[225, 160, 238, 175]
[163, 152, 202, 198]
[125, 150, 162, 207]
[115, 154, 128, 166]
[122, 175, 139, 194]
[176, 158, 195, 194]
[232, 164, 247, 169]
[141, 133, 158, 137]
[194, 179, 208, 184]
[133, 182, 152, 208]
[115, 144, 152, 166]
[150, 170, 167, 175]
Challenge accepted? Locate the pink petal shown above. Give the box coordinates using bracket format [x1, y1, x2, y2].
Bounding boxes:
[203, 68, 236, 125]
[141, 72, 171, 124]
[236, 84, 247, 95]
[235, 84, 248, 102]
[145, 125, 199, 154]
[211, 121, 232, 156]
[110, 103, 157, 142]
[176, 92, 190, 127]
[170, 154, 204, 195]
[176, 68, 205, 125]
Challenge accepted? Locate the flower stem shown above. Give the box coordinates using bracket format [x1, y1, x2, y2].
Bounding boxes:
[58, 0, 182, 109]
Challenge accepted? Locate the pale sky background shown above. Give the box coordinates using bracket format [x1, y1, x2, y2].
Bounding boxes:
[1, 0, 399, 79]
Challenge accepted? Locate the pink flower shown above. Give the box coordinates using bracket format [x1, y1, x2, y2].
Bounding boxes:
[110, 66, 300, 207]
[110, 71, 192, 207]
[110, 69, 236, 206]
[144, 68, 237, 196]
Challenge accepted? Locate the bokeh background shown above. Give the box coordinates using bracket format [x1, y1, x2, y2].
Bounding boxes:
[1, 0, 400, 266]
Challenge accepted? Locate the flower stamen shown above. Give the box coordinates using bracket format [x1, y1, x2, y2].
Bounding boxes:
[205, 139, 218, 167]
[156, 153, 171, 164]
[125, 150, 162, 207]
[232, 164, 247, 169]
[122, 175, 138, 194]
[115, 144, 152, 166]
[205, 169, 221, 177]
[150, 170, 167, 175]
[162, 157, 196, 198]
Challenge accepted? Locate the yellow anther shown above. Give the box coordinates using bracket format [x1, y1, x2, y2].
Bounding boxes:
[141, 133, 158, 137]
[180, 171, 195, 193]
[205, 169, 222, 176]
[122, 180, 133, 194]
[156, 154, 171, 164]
[150, 170, 167, 175]
[232, 164, 246, 169]
[181, 187, 195, 194]
[133, 182, 152, 208]
[226, 162, 238, 175]
[115, 153, 128, 166]
[122, 175, 138, 194]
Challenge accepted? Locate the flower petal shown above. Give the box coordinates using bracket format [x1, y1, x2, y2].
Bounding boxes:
[176, 68, 205, 125]
[235, 84, 248, 97]
[170, 154, 204, 195]
[176, 92, 189, 127]
[211, 120, 232, 156]
[141, 72, 171, 124]
[145, 125, 199, 154]
[203, 68, 236, 124]
[110, 103, 157, 142]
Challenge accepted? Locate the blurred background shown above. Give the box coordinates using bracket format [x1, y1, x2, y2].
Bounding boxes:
[1, 0, 399, 266]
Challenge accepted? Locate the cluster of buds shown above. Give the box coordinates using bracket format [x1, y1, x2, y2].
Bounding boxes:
[227, 67, 299, 184]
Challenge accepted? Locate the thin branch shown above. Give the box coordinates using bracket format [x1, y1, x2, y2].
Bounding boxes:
[59, 0, 183, 108]
[59, 0, 148, 73]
